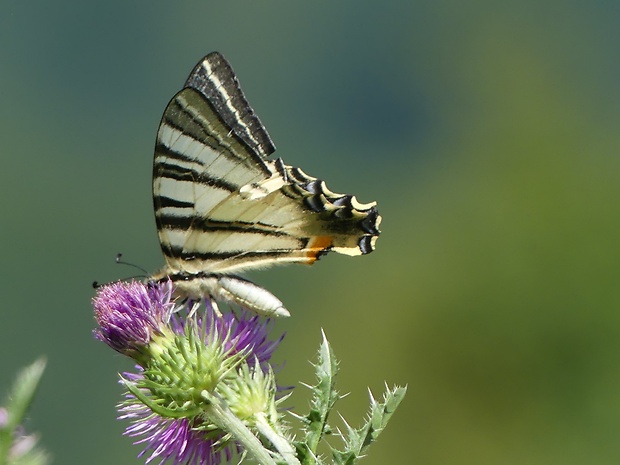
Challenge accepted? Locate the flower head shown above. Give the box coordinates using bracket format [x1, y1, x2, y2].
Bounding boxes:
[93, 280, 285, 465]
[93, 280, 175, 360]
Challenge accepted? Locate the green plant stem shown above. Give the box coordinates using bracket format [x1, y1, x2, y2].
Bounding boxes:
[203, 392, 278, 465]
[254, 412, 301, 465]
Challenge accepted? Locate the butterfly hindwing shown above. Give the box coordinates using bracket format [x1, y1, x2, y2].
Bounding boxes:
[152, 52, 381, 315]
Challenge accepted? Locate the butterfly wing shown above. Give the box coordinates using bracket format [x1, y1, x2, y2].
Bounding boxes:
[153, 52, 380, 278]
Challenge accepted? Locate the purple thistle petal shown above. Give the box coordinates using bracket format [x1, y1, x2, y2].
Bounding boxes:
[93, 280, 174, 356]
[120, 385, 237, 465]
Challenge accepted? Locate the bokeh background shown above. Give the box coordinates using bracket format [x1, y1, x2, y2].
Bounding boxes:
[2, 1, 620, 464]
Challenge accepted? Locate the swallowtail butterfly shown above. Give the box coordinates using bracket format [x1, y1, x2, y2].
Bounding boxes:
[151, 52, 381, 316]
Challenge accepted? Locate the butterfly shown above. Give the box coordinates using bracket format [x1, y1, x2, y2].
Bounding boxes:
[151, 52, 381, 316]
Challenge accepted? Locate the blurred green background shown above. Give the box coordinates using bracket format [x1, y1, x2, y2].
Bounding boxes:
[2, 1, 620, 464]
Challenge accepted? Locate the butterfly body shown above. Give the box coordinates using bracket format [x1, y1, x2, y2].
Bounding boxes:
[152, 52, 380, 316]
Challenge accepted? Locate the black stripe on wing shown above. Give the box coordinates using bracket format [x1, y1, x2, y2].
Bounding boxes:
[185, 52, 276, 158]
[154, 143, 238, 192]
[161, 244, 305, 263]
[156, 214, 292, 237]
[156, 196, 195, 209]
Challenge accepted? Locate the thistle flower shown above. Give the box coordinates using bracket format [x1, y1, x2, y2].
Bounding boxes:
[93, 280, 175, 361]
[93, 280, 287, 465]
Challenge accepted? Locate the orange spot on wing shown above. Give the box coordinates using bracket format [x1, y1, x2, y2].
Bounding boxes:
[306, 236, 334, 263]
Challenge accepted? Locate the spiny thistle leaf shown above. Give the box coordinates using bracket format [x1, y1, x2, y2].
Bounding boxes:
[295, 331, 341, 465]
[331, 385, 407, 465]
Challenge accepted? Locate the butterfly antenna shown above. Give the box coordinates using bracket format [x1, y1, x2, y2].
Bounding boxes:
[115, 253, 149, 276]
[92, 254, 150, 289]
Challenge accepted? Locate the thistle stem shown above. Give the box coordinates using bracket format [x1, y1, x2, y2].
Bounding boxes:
[203, 392, 278, 465]
[254, 412, 301, 465]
